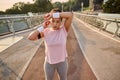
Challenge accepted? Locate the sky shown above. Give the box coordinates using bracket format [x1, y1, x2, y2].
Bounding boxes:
[0, 0, 68, 11]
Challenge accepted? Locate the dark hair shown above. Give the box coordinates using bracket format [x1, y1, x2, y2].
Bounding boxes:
[50, 8, 61, 13]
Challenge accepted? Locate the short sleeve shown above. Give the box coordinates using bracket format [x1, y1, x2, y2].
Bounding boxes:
[42, 28, 50, 38]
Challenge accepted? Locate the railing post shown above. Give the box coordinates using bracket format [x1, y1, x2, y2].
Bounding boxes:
[28, 12, 34, 28]
[11, 20, 15, 36]
[103, 21, 111, 31]
[114, 19, 120, 37]
[7, 19, 15, 36]
[99, 18, 104, 31]
[24, 17, 30, 29]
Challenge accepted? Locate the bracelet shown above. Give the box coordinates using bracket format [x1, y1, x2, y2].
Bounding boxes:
[53, 12, 60, 18]
[37, 26, 44, 32]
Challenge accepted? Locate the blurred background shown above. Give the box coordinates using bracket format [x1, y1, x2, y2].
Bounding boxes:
[0, 0, 119, 14]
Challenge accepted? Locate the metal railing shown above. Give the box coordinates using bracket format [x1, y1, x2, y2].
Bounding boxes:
[74, 12, 120, 37]
[0, 14, 44, 36]
[0, 14, 44, 80]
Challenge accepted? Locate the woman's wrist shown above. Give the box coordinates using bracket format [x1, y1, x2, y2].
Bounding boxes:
[53, 12, 60, 18]
[37, 26, 44, 32]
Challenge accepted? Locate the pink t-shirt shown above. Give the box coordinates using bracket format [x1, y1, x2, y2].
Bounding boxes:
[43, 26, 68, 64]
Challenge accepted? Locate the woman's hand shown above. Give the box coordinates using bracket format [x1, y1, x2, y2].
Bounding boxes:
[44, 13, 52, 20]
[43, 13, 52, 28]
[43, 20, 51, 28]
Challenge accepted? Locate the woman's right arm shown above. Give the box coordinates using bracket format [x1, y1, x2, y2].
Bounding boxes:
[28, 30, 42, 41]
[28, 20, 50, 41]
[28, 12, 52, 41]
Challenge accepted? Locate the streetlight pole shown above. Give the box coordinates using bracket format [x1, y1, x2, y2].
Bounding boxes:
[81, 2, 84, 12]
[61, 0, 63, 11]
[69, 0, 72, 11]
[62, 4, 63, 12]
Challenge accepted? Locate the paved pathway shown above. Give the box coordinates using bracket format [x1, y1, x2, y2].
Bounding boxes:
[1, 15, 120, 80]
[0, 30, 41, 80]
[22, 27, 97, 80]
[73, 16, 120, 80]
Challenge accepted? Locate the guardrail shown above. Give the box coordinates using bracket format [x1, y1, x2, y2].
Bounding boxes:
[74, 12, 120, 37]
[0, 14, 44, 36]
[0, 14, 44, 79]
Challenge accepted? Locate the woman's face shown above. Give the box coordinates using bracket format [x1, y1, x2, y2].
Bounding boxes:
[51, 18, 62, 30]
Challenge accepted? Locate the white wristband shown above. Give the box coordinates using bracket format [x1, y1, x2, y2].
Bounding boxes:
[37, 26, 44, 32]
[53, 12, 60, 18]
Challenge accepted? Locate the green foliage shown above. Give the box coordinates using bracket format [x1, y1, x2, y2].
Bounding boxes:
[1, 0, 90, 14]
[0, 11, 5, 15]
[53, 1, 72, 11]
[63, 2, 70, 11]
[103, 0, 120, 13]
[52, 0, 89, 11]
[53, 2, 62, 10]
[71, 0, 89, 11]
[34, 0, 53, 12]
[83, 7, 89, 11]
[94, 0, 103, 4]
[4, 0, 53, 14]
[5, 2, 31, 14]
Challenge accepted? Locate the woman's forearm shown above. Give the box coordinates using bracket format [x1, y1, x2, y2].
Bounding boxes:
[28, 30, 40, 41]
[59, 12, 73, 32]
[60, 12, 73, 19]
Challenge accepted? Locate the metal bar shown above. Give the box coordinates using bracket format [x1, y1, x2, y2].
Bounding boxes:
[114, 19, 120, 36]
[104, 21, 111, 30]
[0, 14, 43, 36]
[74, 12, 120, 37]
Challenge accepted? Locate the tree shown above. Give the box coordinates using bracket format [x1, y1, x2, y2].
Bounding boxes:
[0, 11, 5, 14]
[72, 0, 81, 11]
[34, 0, 53, 12]
[70, 0, 89, 11]
[4, 0, 53, 14]
[103, 0, 120, 13]
[20, 3, 37, 13]
[45, 1, 53, 12]
[5, 2, 25, 14]
[53, 2, 62, 10]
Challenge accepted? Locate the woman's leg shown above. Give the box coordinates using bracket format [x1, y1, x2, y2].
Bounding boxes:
[44, 61, 55, 80]
[57, 60, 68, 80]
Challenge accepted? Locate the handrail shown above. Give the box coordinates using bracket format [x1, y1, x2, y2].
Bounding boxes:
[0, 14, 44, 19]
[75, 12, 120, 23]
[74, 12, 120, 37]
[0, 16, 30, 20]
[0, 14, 44, 36]
[0, 14, 44, 79]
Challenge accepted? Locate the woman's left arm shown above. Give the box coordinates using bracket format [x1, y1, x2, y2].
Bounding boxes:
[60, 12, 73, 32]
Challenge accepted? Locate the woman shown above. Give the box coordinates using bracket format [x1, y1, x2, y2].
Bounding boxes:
[28, 8, 73, 80]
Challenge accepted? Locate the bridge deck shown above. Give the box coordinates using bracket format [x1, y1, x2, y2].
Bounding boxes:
[22, 27, 97, 80]
[0, 16, 120, 80]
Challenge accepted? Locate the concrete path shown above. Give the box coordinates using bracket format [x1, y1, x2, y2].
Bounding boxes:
[0, 30, 42, 80]
[0, 15, 120, 80]
[0, 36, 23, 52]
[73, 16, 120, 80]
[22, 27, 97, 80]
